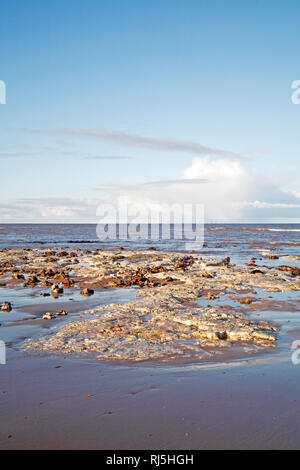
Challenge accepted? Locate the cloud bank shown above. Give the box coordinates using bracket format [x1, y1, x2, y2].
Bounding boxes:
[1, 157, 299, 223]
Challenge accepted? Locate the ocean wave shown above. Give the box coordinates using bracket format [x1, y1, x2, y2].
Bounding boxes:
[268, 229, 300, 232]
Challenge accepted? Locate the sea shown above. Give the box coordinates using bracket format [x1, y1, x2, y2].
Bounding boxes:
[0, 223, 299, 267]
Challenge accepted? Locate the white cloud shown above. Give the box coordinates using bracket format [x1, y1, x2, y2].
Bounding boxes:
[235, 201, 300, 209]
[1, 157, 299, 223]
[183, 157, 246, 180]
[95, 157, 300, 222]
[0, 198, 98, 223]
[291, 190, 300, 200]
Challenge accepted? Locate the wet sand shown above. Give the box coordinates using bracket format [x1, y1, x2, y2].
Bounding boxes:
[1, 352, 300, 449]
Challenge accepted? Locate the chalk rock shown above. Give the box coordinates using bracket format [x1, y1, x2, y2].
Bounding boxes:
[54, 310, 68, 316]
[52, 284, 64, 294]
[42, 312, 54, 320]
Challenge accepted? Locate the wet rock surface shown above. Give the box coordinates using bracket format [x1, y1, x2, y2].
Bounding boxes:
[42, 310, 68, 320]
[0, 246, 299, 362]
[80, 288, 94, 296]
[1, 301, 12, 312]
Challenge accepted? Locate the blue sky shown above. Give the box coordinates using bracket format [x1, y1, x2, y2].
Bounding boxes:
[1, 0, 300, 222]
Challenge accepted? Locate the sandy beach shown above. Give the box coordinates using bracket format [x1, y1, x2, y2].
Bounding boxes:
[0, 241, 299, 449]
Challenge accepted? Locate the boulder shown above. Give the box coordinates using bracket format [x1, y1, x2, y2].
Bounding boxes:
[51, 284, 64, 295]
[1, 302, 12, 312]
[80, 288, 94, 296]
[42, 312, 54, 320]
[54, 310, 68, 316]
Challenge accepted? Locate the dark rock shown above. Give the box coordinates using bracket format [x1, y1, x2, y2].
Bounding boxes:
[80, 288, 94, 296]
[52, 284, 64, 294]
[216, 331, 228, 340]
[1, 302, 12, 312]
